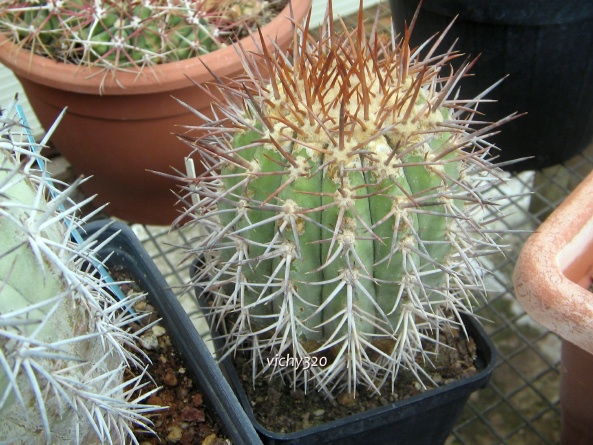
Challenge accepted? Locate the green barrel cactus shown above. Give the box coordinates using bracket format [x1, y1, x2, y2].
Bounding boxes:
[179, 6, 514, 398]
[0, 100, 156, 444]
[0, 0, 271, 71]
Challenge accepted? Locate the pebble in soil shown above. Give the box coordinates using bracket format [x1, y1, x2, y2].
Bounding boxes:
[115, 276, 231, 445]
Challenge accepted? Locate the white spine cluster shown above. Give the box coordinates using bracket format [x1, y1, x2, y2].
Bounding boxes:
[0, 98, 156, 444]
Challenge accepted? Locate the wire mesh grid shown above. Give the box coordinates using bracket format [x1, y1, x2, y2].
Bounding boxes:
[60, 2, 593, 444]
[132, 161, 589, 445]
[133, 146, 593, 445]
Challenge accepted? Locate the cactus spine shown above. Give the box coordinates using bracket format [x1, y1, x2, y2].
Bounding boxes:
[181, 4, 512, 398]
[0, 100, 156, 444]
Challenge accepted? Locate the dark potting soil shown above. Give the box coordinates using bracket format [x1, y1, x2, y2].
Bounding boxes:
[232, 327, 478, 434]
[112, 269, 230, 445]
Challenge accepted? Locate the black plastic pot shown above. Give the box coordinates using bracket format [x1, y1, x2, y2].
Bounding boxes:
[389, 0, 593, 172]
[194, 266, 496, 445]
[80, 220, 263, 445]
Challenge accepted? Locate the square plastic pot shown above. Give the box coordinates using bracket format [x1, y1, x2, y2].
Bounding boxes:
[193, 266, 496, 445]
[224, 314, 494, 445]
[80, 220, 263, 445]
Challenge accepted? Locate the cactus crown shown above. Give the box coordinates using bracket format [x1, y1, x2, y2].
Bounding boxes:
[0, 0, 285, 72]
[179, 4, 513, 398]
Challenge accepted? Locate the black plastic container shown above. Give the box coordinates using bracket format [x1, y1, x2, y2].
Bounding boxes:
[195, 267, 496, 445]
[81, 220, 263, 445]
[389, 0, 593, 171]
[224, 314, 494, 445]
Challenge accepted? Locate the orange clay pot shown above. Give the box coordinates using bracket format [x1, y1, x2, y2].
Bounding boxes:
[514, 169, 593, 444]
[0, 1, 311, 225]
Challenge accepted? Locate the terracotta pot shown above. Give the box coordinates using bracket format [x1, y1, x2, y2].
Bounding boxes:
[560, 340, 593, 445]
[514, 169, 593, 444]
[0, 1, 311, 225]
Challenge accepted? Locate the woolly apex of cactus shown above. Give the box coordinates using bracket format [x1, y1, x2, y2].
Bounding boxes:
[175, 3, 516, 398]
[0, 98, 159, 444]
[0, 0, 284, 72]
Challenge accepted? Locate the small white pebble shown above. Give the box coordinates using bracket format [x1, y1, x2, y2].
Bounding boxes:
[152, 325, 166, 337]
[140, 334, 159, 350]
[166, 425, 183, 442]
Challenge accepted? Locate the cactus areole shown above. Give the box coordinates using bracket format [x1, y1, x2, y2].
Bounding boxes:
[182, 6, 511, 398]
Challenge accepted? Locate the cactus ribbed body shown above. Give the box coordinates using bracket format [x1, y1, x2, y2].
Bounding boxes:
[0, 102, 155, 443]
[6, 0, 219, 67]
[0, 0, 272, 70]
[183, 8, 511, 397]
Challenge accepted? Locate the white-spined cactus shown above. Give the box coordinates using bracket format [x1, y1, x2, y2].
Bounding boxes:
[178, 4, 514, 398]
[0, 99, 156, 444]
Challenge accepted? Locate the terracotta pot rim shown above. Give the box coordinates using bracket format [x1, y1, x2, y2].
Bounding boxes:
[0, 1, 310, 96]
[514, 169, 593, 354]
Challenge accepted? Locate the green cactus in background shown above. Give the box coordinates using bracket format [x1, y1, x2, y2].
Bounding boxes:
[178, 4, 515, 398]
[0, 0, 281, 72]
[0, 98, 157, 444]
